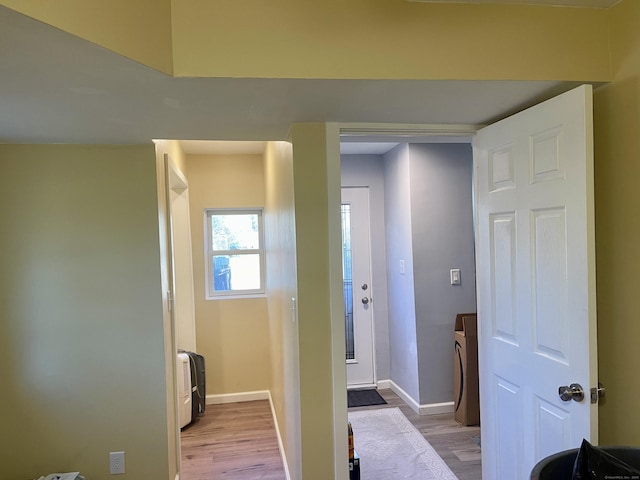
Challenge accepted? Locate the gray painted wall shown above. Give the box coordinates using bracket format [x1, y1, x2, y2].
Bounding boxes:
[341, 154, 390, 381]
[409, 143, 477, 405]
[342, 143, 476, 408]
[383, 144, 420, 401]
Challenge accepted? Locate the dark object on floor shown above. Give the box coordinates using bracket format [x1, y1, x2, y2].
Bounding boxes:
[572, 439, 640, 479]
[181, 350, 206, 419]
[530, 441, 640, 479]
[349, 450, 360, 480]
[471, 435, 481, 447]
[348, 389, 387, 408]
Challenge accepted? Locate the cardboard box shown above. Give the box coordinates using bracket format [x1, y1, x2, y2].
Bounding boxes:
[349, 450, 360, 480]
[453, 313, 480, 426]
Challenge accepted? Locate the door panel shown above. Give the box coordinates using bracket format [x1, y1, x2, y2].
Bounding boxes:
[342, 187, 375, 387]
[474, 85, 597, 479]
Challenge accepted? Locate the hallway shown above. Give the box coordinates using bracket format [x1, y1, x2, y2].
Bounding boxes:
[181, 389, 481, 479]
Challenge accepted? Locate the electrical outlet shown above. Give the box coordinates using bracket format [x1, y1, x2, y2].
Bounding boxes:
[110, 451, 125, 475]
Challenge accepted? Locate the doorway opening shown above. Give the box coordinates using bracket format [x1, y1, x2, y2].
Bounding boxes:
[339, 131, 482, 478]
[161, 140, 287, 479]
[337, 85, 598, 479]
[339, 131, 477, 400]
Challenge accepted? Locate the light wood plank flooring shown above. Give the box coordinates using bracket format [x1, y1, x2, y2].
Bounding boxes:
[180, 389, 482, 479]
[180, 400, 285, 479]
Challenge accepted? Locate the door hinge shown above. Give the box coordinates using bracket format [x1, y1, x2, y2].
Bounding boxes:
[167, 290, 174, 312]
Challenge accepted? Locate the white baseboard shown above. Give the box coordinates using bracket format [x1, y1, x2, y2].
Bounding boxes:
[347, 380, 392, 390]
[388, 380, 454, 416]
[347, 383, 377, 390]
[377, 379, 391, 389]
[267, 392, 292, 480]
[419, 401, 455, 416]
[388, 380, 420, 412]
[206, 390, 269, 405]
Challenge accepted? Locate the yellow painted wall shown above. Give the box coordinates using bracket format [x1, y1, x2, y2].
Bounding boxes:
[593, 0, 640, 446]
[0, 0, 173, 74]
[2, 1, 638, 476]
[171, 0, 610, 81]
[2, 1, 610, 82]
[290, 124, 348, 479]
[187, 154, 271, 395]
[156, 139, 188, 178]
[264, 140, 302, 478]
[0, 144, 172, 479]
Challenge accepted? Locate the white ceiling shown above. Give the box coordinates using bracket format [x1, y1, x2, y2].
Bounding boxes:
[0, 6, 597, 154]
[409, 0, 619, 7]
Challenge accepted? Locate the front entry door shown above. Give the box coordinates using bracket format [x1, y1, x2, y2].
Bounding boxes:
[474, 85, 598, 479]
[341, 187, 375, 388]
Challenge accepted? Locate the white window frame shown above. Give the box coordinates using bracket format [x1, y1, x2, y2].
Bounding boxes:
[204, 208, 266, 299]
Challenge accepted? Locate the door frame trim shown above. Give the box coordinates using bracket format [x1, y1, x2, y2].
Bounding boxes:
[339, 123, 482, 138]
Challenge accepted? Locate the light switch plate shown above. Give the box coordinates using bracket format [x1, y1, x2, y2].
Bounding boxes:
[450, 269, 461, 285]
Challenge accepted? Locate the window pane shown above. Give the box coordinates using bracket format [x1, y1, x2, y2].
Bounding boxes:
[341, 203, 355, 361]
[212, 255, 232, 291]
[212, 254, 261, 292]
[211, 214, 259, 251]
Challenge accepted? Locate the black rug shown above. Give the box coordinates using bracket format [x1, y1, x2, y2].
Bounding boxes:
[348, 389, 388, 408]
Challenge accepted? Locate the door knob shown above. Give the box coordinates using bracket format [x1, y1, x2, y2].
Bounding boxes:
[361, 297, 369, 305]
[558, 383, 585, 402]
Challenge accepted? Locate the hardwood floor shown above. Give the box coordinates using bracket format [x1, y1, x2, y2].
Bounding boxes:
[180, 389, 482, 479]
[180, 400, 285, 480]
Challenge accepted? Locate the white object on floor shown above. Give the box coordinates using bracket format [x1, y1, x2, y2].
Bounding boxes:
[348, 407, 458, 480]
[177, 353, 192, 428]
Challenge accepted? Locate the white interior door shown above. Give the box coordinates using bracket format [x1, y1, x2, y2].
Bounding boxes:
[342, 187, 375, 388]
[474, 85, 598, 479]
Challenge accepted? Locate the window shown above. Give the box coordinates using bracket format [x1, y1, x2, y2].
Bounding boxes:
[205, 209, 265, 298]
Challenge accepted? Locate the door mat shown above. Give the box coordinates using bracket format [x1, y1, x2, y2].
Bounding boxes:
[348, 389, 388, 408]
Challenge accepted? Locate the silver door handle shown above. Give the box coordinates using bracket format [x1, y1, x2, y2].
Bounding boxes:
[558, 383, 585, 402]
[361, 297, 369, 305]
